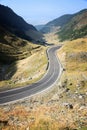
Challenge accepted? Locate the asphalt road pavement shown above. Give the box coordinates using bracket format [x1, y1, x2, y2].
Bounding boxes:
[0, 45, 62, 105]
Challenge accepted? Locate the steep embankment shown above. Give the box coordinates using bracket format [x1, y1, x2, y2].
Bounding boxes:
[58, 38, 87, 92]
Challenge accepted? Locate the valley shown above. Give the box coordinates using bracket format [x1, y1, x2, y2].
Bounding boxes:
[0, 4, 87, 130]
[0, 33, 87, 130]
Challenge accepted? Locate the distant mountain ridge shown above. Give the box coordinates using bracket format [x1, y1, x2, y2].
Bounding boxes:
[0, 4, 43, 42]
[41, 9, 87, 41]
[35, 25, 45, 31]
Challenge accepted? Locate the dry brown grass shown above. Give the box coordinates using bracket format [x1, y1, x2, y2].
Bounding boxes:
[0, 37, 87, 130]
[0, 46, 47, 89]
[0, 96, 87, 130]
[58, 38, 87, 92]
[44, 32, 60, 45]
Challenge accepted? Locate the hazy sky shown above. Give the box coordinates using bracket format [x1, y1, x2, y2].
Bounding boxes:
[0, 0, 87, 25]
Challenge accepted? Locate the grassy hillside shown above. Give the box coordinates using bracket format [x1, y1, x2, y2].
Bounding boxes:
[0, 26, 35, 63]
[0, 26, 47, 86]
[0, 5, 47, 90]
[0, 6, 87, 129]
[0, 45, 47, 89]
[0, 38, 87, 130]
[58, 9, 87, 41]
[58, 38, 87, 92]
[41, 8, 87, 41]
[0, 27, 48, 89]
[58, 24, 87, 41]
[40, 14, 73, 33]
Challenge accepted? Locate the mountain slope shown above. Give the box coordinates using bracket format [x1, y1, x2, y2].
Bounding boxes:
[0, 25, 40, 63]
[58, 9, 87, 41]
[0, 4, 45, 63]
[40, 14, 73, 33]
[41, 9, 87, 41]
[0, 4, 43, 42]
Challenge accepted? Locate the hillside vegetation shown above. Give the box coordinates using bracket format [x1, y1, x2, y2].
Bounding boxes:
[0, 4, 43, 42]
[41, 9, 87, 41]
[0, 4, 47, 86]
[58, 38, 87, 92]
[0, 26, 34, 63]
[0, 38, 87, 130]
[0, 45, 47, 89]
[0, 5, 87, 130]
[58, 9, 87, 41]
[40, 14, 73, 33]
[0, 25, 47, 89]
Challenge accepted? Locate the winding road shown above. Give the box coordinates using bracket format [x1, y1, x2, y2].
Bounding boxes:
[0, 45, 62, 105]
